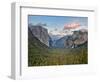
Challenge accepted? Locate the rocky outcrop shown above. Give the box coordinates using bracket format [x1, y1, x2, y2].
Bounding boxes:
[65, 29, 88, 48]
[54, 29, 88, 48]
[29, 25, 49, 46]
[28, 27, 49, 50]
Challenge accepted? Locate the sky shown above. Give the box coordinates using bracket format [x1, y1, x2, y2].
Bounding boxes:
[28, 15, 88, 35]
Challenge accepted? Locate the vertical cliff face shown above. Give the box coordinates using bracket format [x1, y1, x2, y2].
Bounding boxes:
[29, 25, 49, 46]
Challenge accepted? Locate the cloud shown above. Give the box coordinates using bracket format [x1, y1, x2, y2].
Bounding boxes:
[64, 22, 80, 30]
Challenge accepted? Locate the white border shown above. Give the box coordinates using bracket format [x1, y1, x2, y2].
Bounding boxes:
[11, 2, 96, 80]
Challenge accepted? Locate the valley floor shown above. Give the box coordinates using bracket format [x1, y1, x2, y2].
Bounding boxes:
[28, 46, 88, 66]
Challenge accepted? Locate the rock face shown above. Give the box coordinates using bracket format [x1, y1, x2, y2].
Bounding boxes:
[65, 29, 88, 48]
[29, 25, 49, 46]
[72, 29, 88, 46]
[54, 29, 88, 48]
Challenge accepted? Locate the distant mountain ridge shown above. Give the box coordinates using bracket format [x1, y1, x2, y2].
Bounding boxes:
[28, 24, 88, 49]
[54, 29, 88, 48]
